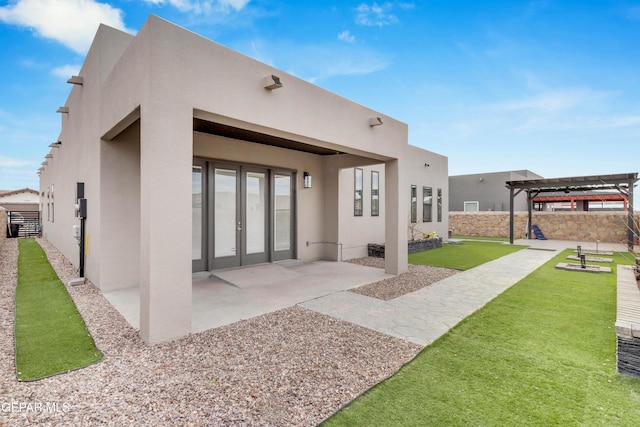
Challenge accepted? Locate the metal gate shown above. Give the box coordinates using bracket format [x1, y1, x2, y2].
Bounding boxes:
[7, 211, 41, 238]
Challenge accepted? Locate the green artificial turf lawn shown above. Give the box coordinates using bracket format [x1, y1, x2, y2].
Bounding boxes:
[15, 239, 103, 381]
[409, 240, 527, 270]
[324, 250, 640, 426]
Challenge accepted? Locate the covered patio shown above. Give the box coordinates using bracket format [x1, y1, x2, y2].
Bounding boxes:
[506, 173, 639, 250]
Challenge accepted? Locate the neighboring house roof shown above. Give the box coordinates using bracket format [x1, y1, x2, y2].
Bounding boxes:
[0, 188, 40, 211]
[0, 188, 39, 198]
[449, 169, 544, 180]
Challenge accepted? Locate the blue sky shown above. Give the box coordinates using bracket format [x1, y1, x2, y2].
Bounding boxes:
[1, 0, 639, 195]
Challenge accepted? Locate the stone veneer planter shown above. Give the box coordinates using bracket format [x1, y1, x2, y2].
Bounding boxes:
[367, 237, 443, 258]
[616, 265, 640, 377]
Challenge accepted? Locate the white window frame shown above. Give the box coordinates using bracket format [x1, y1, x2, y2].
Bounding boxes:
[464, 201, 479, 212]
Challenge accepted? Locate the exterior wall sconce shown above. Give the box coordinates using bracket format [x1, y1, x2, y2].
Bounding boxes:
[67, 76, 84, 85]
[369, 117, 383, 126]
[303, 172, 312, 188]
[56, 107, 69, 113]
[263, 75, 283, 90]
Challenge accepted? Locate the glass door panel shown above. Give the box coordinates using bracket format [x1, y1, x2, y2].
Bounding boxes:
[273, 173, 294, 261]
[192, 166, 205, 271]
[245, 171, 266, 255]
[214, 168, 238, 259]
[274, 174, 291, 251]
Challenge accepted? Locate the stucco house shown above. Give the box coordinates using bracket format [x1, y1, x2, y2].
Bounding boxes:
[38, 15, 448, 343]
[0, 188, 40, 212]
[449, 170, 543, 212]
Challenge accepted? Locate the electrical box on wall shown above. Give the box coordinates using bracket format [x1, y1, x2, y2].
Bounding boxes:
[72, 225, 80, 239]
[78, 198, 87, 219]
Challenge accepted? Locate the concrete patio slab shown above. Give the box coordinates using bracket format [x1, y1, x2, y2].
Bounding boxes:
[103, 260, 393, 333]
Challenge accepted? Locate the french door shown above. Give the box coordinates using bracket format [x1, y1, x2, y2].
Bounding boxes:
[192, 160, 294, 272]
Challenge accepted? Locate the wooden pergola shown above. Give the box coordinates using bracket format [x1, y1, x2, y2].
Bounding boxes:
[506, 172, 638, 250]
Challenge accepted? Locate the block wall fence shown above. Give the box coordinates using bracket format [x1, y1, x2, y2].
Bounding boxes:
[0, 207, 6, 248]
[449, 211, 638, 244]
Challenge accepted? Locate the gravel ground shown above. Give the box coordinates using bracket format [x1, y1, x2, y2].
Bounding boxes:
[347, 257, 460, 300]
[0, 239, 422, 426]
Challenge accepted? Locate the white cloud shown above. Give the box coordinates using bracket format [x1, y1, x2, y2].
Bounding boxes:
[487, 89, 616, 114]
[51, 64, 82, 78]
[304, 50, 389, 82]
[0, 155, 32, 168]
[355, 2, 399, 27]
[337, 30, 355, 43]
[142, 0, 250, 14]
[234, 38, 390, 83]
[0, 0, 133, 54]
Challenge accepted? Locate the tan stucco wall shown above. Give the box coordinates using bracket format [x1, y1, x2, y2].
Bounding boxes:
[339, 164, 386, 260]
[449, 211, 635, 243]
[338, 145, 449, 260]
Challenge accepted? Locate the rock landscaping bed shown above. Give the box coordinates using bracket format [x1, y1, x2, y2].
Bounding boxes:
[0, 239, 421, 426]
[347, 257, 459, 300]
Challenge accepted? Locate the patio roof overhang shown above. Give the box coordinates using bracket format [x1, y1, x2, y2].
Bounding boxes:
[194, 118, 343, 156]
[505, 172, 639, 250]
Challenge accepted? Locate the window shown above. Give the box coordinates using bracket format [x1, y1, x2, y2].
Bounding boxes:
[46, 187, 50, 221]
[51, 184, 54, 223]
[437, 188, 442, 222]
[371, 171, 379, 216]
[464, 201, 479, 212]
[422, 186, 432, 222]
[410, 185, 417, 223]
[354, 168, 363, 216]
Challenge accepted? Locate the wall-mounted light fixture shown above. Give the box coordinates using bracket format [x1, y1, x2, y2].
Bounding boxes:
[369, 117, 383, 127]
[303, 172, 312, 188]
[263, 74, 283, 90]
[56, 106, 69, 113]
[67, 75, 84, 85]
